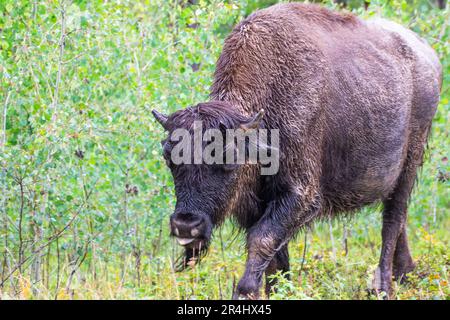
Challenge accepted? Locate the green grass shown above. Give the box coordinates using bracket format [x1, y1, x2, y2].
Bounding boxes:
[0, 0, 448, 299]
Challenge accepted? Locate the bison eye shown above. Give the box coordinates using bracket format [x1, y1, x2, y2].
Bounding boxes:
[162, 141, 172, 159]
[161, 146, 175, 168]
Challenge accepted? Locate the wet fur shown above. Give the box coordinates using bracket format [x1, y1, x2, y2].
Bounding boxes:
[158, 3, 442, 298]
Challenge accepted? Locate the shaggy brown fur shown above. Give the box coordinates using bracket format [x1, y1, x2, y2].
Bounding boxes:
[153, 3, 442, 299]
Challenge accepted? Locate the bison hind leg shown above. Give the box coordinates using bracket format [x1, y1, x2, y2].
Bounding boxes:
[376, 124, 431, 298]
[392, 225, 416, 283]
[264, 244, 290, 297]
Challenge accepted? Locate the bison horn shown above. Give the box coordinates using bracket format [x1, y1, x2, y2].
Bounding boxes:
[152, 109, 169, 129]
[240, 109, 265, 131]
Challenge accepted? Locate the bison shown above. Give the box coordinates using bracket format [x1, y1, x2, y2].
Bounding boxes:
[152, 3, 442, 299]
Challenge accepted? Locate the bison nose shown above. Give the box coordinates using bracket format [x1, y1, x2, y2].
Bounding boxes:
[170, 213, 205, 245]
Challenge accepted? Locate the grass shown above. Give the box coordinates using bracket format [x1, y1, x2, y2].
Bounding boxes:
[0, 0, 448, 300]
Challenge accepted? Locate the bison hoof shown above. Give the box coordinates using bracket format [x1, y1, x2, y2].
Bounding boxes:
[370, 267, 392, 299]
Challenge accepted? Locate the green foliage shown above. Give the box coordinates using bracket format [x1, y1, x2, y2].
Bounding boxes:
[0, 0, 448, 299]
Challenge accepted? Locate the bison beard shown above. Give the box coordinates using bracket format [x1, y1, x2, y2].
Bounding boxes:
[152, 3, 442, 299]
[174, 244, 208, 272]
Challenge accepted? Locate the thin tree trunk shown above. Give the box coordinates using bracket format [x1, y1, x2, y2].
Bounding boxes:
[51, 1, 66, 123]
[342, 223, 348, 257]
[1, 92, 11, 287]
[18, 178, 24, 274]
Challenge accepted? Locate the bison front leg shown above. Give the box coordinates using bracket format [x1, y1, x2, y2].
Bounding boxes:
[233, 192, 320, 299]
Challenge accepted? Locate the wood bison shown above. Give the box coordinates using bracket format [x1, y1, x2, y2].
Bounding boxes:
[152, 3, 442, 299]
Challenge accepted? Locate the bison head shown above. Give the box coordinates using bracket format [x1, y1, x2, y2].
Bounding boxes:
[152, 101, 267, 270]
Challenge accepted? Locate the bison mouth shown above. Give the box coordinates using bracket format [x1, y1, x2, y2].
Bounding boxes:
[173, 231, 210, 271]
[170, 212, 213, 271]
[174, 227, 204, 246]
[176, 237, 196, 246]
[175, 236, 208, 250]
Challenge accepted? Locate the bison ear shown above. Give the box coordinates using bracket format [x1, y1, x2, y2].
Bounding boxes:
[152, 109, 169, 129]
[240, 109, 265, 131]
